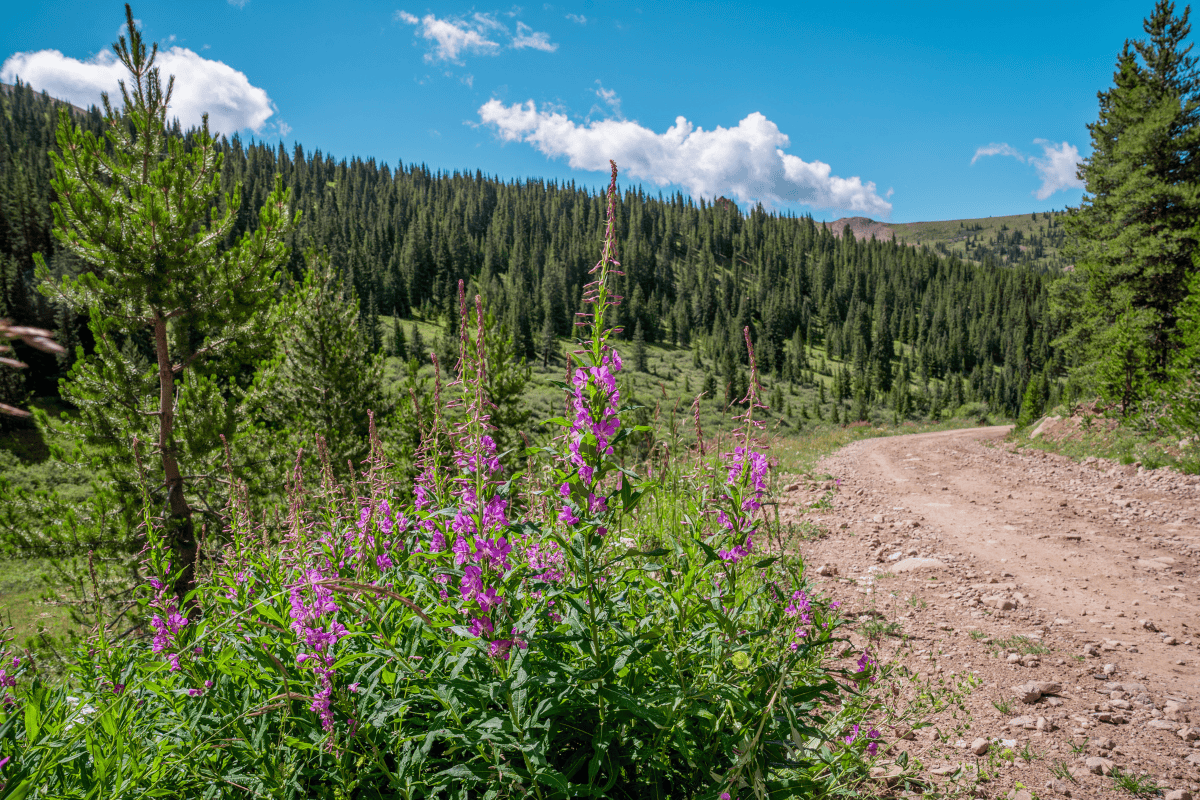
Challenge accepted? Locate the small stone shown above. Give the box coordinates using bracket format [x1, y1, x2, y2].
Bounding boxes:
[1007, 653, 1023, 664]
[931, 765, 960, 776]
[1164, 635, 1179, 645]
[1148, 719, 1182, 731]
[1186, 752, 1200, 766]
[1035, 681, 1063, 695]
[1037, 716, 1058, 732]
[1048, 777, 1073, 797]
[1180, 727, 1199, 742]
[970, 737, 989, 755]
[1009, 715, 1037, 729]
[1164, 791, 1192, 800]
[870, 764, 903, 785]
[1021, 654, 1041, 667]
[1083, 644, 1100, 657]
[1103, 663, 1116, 675]
[1141, 619, 1160, 632]
[1007, 790, 1033, 800]
[1085, 756, 1116, 775]
[1013, 683, 1042, 703]
[816, 564, 839, 577]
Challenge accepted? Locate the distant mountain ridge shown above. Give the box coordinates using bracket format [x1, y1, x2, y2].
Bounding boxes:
[0, 82, 93, 117]
[824, 211, 1071, 272]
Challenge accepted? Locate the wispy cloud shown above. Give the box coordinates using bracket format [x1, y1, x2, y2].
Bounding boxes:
[565, 13, 587, 24]
[395, 10, 557, 62]
[971, 142, 1025, 165]
[478, 99, 892, 215]
[512, 21, 557, 51]
[1, 46, 276, 134]
[395, 11, 501, 63]
[971, 139, 1084, 199]
[591, 80, 622, 118]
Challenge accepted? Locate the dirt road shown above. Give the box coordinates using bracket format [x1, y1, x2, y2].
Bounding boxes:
[780, 425, 1200, 798]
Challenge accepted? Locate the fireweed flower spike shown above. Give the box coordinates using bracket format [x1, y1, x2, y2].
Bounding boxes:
[711, 327, 771, 567]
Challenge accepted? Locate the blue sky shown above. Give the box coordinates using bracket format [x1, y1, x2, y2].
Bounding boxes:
[0, 1, 1185, 222]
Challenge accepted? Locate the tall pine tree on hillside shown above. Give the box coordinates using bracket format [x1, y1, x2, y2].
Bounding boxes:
[1057, 0, 1200, 411]
[34, 6, 295, 607]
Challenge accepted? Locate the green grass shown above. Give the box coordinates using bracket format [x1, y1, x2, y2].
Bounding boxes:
[861, 618, 903, 639]
[1111, 769, 1160, 796]
[1012, 410, 1200, 475]
[991, 698, 1015, 715]
[989, 635, 1050, 657]
[1018, 741, 1041, 762]
[907, 594, 927, 609]
[779, 519, 829, 542]
[1068, 738, 1089, 755]
[1050, 760, 1077, 783]
[0, 557, 78, 653]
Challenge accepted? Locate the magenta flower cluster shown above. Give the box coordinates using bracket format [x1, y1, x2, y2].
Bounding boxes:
[147, 575, 189, 673]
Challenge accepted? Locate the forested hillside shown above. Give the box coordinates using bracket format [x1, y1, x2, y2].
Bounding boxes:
[1, 80, 1056, 421]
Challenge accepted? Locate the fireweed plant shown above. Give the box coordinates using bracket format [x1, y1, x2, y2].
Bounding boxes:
[0, 162, 894, 800]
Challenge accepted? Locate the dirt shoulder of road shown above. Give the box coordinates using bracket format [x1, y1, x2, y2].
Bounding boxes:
[781, 425, 1200, 800]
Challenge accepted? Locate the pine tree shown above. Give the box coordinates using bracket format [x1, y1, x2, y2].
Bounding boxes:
[34, 6, 295, 605]
[365, 290, 383, 354]
[391, 313, 406, 358]
[479, 307, 532, 459]
[250, 253, 391, 479]
[1058, 0, 1200, 402]
[632, 321, 648, 372]
[409, 322, 425, 362]
[539, 316, 556, 368]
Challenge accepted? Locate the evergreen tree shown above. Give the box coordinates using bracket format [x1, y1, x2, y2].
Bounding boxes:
[1017, 371, 1047, 428]
[35, 7, 294, 605]
[365, 290, 383, 354]
[408, 322, 425, 362]
[390, 313, 406, 358]
[632, 321, 648, 372]
[479, 307, 532, 460]
[539, 316, 557, 368]
[1156, 268, 1200, 441]
[250, 253, 391, 479]
[1057, 0, 1200, 404]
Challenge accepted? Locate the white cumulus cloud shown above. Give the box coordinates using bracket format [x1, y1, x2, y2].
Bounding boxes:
[396, 11, 557, 62]
[478, 98, 892, 215]
[1, 46, 275, 134]
[1030, 139, 1083, 200]
[971, 139, 1083, 199]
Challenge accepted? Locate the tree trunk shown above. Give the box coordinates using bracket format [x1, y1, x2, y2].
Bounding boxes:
[153, 313, 198, 613]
